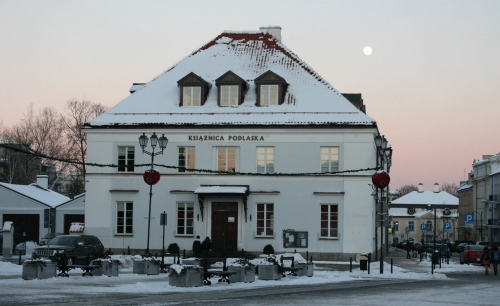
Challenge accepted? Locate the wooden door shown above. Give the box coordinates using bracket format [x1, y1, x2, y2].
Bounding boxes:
[211, 202, 238, 251]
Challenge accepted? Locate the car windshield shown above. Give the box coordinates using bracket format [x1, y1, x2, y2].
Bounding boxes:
[43, 233, 58, 239]
[48, 236, 79, 246]
[467, 245, 484, 251]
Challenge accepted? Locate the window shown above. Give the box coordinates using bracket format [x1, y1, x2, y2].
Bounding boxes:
[183, 87, 201, 106]
[426, 220, 433, 232]
[256, 203, 274, 236]
[118, 147, 135, 172]
[408, 221, 415, 232]
[178, 147, 195, 172]
[217, 147, 236, 172]
[392, 220, 399, 232]
[320, 204, 338, 238]
[260, 85, 279, 105]
[321, 147, 339, 173]
[177, 202, 194, 235]
[257, 147, 274, 174]
[116, 202, 133, 234]
[220, 85, 239, 106]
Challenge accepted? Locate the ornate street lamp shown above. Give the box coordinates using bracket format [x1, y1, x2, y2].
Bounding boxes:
[139, 132, 168, 254]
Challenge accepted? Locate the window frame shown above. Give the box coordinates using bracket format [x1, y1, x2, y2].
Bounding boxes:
[116, 201, 133, 235]
[178, 146, 195, 172]
[408, 221, 415, 232]
[392, 220, 399, 232]
[256, 203, 274, 237]
[259, 84, 279, 106]
[117, 146, 135, 173]
[182, 86, 201, 106]
[177, 72, 210, 107]
[220, 85, 239, 106]
[320, 147, 339, 173]
[217, 147, 237, 173]
[176, 202, 194, 236]
[215, 71, 247, 107]
[320, 204, 339, 239]
[256, 146, 275, 174]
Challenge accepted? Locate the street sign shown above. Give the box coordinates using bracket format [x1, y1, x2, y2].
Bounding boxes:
[464, 214, 474, 224]
[405, 226, 410, 233]
[401, 234, 404, 238]
[444, 222, 452, 230]
[420, 224, 426, 231]
[160, 213, 167, 226]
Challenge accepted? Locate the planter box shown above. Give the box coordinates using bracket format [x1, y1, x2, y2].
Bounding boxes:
[257, 264, 281, 280]
[295, 263, 314, 277]
[22, 262, 57, 280]
[92, 261, 120, 277]
[133, 261, 147, 274]
[228, 266, 256, 283]
[146, 261, 160, 275]
[168, 267, 204, 287]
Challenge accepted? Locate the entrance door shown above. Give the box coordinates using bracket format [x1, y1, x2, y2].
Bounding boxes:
[211, 202, 238, 252]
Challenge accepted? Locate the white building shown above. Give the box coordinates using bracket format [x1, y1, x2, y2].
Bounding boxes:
[83, 27, 387, 260]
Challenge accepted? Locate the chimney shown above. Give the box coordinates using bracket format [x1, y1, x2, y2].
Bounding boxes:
[260, 26, 282, 42]
[36, 175, 48, 189]
[418, 183, 424, 193]
[434, 183, 440, 193]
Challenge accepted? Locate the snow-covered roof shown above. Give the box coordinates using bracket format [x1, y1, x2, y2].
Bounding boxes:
[458, 183, 472, 191]
[87, 30, 375, 127]
[194, 186, 248, 194]
[0, 182, 69, 208]
[391, 191, 458, 206]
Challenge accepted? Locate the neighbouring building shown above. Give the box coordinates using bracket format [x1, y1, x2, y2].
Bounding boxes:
[83, 27, 390, 260]
[0, 175, 85, 251]
[389, 183, 458, 245]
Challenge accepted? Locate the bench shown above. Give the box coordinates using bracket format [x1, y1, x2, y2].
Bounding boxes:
[279, 256, 301, 277]
[159, 253, 181, 273]
[201, 257, 237, 285]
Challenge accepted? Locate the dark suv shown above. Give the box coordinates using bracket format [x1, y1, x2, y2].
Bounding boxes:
[32, 235, 104, 265]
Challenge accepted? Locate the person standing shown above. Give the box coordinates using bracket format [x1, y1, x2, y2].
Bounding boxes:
[192, 235, 202, 258]
[481, 245, 491, 275]
[201, 237, 212, 259]
[406, 242, 411, 259]
[491, 244, 499, 276]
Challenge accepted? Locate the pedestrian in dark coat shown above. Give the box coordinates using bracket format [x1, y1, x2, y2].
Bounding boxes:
[481, 245, 491, 275]
[491, 244, 499, 276]
[201, 237, 212, 259]
[192, 235, 202, 258]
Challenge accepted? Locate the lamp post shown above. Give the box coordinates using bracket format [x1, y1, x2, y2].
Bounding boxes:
[139, 132, 168, 254]
[374, 134, 393, 273]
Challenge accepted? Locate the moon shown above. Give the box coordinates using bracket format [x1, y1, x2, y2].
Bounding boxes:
[363, 46, 372, 56]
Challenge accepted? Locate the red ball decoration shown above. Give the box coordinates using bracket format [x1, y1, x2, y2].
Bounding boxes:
[143, 169, 161, 185]
[372, 171, 390, 189]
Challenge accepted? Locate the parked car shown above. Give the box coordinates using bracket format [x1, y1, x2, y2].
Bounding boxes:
[32, 234, 104, 265]
[459, 245, 485, 264]
[412, 242, 423, 251]
[39, 232, 63, 246]
[455, 242, 469, 253]
[435, 244, 451, 257]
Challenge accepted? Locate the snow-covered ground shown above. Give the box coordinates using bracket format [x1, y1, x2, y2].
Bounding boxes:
[0, 251, 485, 294]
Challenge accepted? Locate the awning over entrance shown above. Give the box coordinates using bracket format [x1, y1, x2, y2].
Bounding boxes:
[194, 186, 249, 222]
[194, 186, 248, 194]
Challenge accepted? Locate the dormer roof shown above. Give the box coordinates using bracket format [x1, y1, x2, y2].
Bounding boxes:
[87, 30, 375, 127]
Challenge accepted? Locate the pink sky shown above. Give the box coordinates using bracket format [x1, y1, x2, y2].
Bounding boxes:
[1, 1, 499, 190]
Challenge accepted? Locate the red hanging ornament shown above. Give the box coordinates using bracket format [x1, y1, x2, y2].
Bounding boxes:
[143, 169, 161, 185]
[372, 171, 390, 189]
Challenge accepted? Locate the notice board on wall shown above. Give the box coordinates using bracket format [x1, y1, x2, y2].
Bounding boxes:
[282, 229, 308, 248]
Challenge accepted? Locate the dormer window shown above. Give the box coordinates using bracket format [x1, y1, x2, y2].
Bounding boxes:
[215, 71, 247, 106]
[255, 71, 288, 106]
[177, 73, 210, 106]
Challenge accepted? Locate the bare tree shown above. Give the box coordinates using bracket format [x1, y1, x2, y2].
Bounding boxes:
[440, 183, 458, 197]
[6, 104, 69, 188]
[61, 99, 108, 194]
[398, 184, 418, 197]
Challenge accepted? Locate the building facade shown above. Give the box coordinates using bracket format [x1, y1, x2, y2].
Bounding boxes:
[83, 27, 387, 260]
[389, 183, 458, 245]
